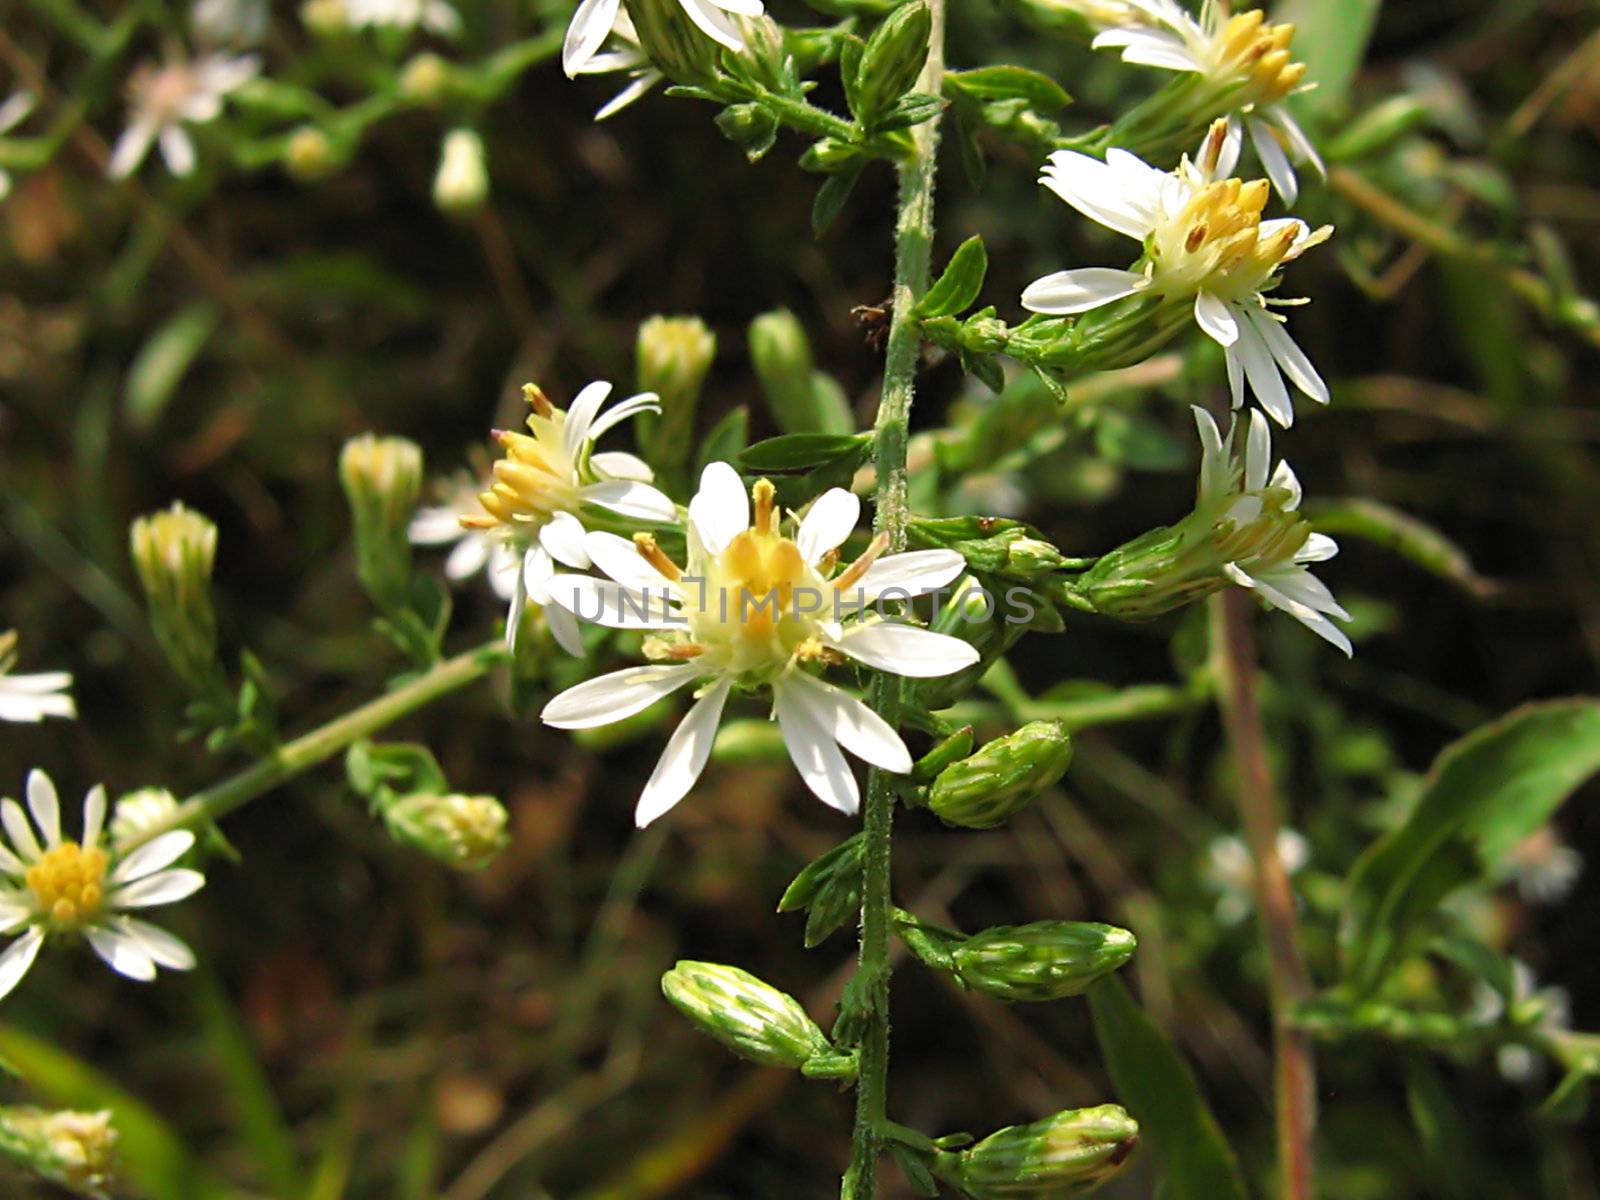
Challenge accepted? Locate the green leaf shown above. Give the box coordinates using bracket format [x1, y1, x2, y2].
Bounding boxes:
[1088, 978, 1249, 1200]
[944, 66, 1071, 111]
[738, 432, 870, 472]
[124, 303, 218, 430]
[697, 405, 749, 475]
[1540, 1065, 1592, 1123]
[812, 164, 863, 237]
[1340, 699, 1600, 994]
[1093, 409, 1186, 471]
[916, 235, 988, 320]
[1275, 0, 1380, 119]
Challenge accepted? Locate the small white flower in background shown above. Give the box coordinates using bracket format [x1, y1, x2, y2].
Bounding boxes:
[1469, 960, 1572, 1084]
[343, 0, 460, 34]
[1045, 0, 1142, 26]
[542, 462, 977, 825]
[0, 771, 204, 1003]
[567, 11, 665, 122]
[107, 789, 181, 850]
[461, 382, 676, 657]
[107, 51, 259, 179]
[562, 0, 761, 78]
[1502, 825, 1583, 905]
[1022, 132, 1332, 427]
[0, 91, 38, 201]
[0, 631, 74, 724]
[1195, 406, 1351, 654]
[1202, 828, 1308, 926]
[191, 0, 270, 45]
[410, 474, 522, 602]
[432, 128, 488, 212]
[1093, 1, 1323, 202]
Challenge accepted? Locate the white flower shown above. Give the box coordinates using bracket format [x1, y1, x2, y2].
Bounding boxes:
[567, 11, 666, 121]
[410, 474, 522, 602]
[0, 91, 37, 201]
[191, 0, 270, 45]
[1203, 828, 1308, 925]
[343, 0, 460, 34]
[542, 463, 977, 825]
[0, 631, 74, 724]
[107, 51, 259, 179]
[1195, 406, 1351, 655]
[562, 0, 762, 78]
[1093, 1, 1323, 202]
[0, 771, 204, 1003]
[108, 789, 181, 849]
[1022, 141, 1331, 426]
[1503, 825, 1583, 905]
[461, 382, 677, 656]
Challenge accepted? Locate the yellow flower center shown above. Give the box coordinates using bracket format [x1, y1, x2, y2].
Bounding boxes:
[26, 842, 108, 929]
[462, 385, 582, 537]
[1209, 11, 1305, 105]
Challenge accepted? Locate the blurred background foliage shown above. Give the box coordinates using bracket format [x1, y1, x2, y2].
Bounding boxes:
[1, 0, 1599, 1195]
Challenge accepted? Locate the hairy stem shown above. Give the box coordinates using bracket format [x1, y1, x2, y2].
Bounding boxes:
[1209, 592, 1316, 1200]
[122, 642, 502, 852]
[844, 4, 946, 1196]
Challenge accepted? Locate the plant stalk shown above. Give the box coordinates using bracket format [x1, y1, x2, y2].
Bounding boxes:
[844, 3, 946, 1195]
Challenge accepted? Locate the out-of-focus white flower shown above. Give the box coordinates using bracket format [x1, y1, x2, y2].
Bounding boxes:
[1469, 960, 1572, 1084]
[0, 1106, 118, 1196]
[0, 91, 38, 200]
[0, 631, 74, 724]
[1202, 827, 1309, 925]
[107, 52, 259, 179]
[0, 771, 204, 1003]
[1503, 825, 1583, 905]
[1093, 1, 1323, 202]
[108, 789, 181, 850]
[191, 0, 270, 45]
[542, 463, 976, 825]
[432, 128, 488, 212]
[1022, 134, 1331, 427]
[410, 474, 521, 602]
[563, 0, 761, 77]
[343, 0, 460, 34]
[462, 382, 676, 656]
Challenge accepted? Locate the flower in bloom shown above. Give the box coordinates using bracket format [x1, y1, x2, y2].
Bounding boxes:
[108, 789, 181, 849]
[461, 382, 676, 656]
[0, 91, 37, 200]
[1021, 137, 1331, 427]
[0, 771, 204, 1002]
[542, 463, 978, 825]
[1093, 1, 1322, 202]
[565, 11, 666, 121]
[1194, 405, 1351, 654]
[0, 632, 74, 724]
[562, 0, 761, 79]
[107, 51, 259, 179]
[410, 474, 521, 602]
[342, 0, 460, 34]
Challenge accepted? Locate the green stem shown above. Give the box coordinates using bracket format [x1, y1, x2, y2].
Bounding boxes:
[122, 642, 502, 852]
[845, 3, 945, 1196]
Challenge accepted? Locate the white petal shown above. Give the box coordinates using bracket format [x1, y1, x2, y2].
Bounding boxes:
[676, 0, 745, 50]
[444, 534, 490, 582]
[1274, 109, 1325, 178]
[1204, 115, 1244, 178]
[0, 672, 73, 694]
[0, 901, 30, 932]
[111, 830, 195, 884]
[117, 917, 196, 971]
[589, 450, 655, 482]
[547, 575, 681, 630]
[1254, 567, 1349, 620]
[1248, 115, 1298, 205]
[1039, 149, 1164, 242]
[546, 603, 587, 657]
[409, 505, 467, 544]
[562, 380, 614, 456]
[488, 544, 520, 601]
[110, 868, 206, 908]
[796, 489, 861, 565]
[107, 116, 157, 178]
[847, 549, 967, 605]
[1233, 311, 1294, 427]
[1020, 268, 1149, 315]
[688, 462, 749, 555]
[0, 693, 76, 722]
[541, 663, 702, 730]
[1298, 533, 1339, 563]
[25, 770, 59, 847]
[635, 677, 733, 827]
[87, 924, 157, 981]
[782, 673, 911, 774]
[829, 622, 980, 678]
[1245, 410, 1271, 493]
[1244, 307, 1328, 404]
[586, 391, 661, 443]
[1093, 26, 1202, 71]
[773, 683, 859, 816]
[704, 0, 763, 15]
[595, 70, 662, 122]
[1270, 459, 1304, 510]
[1225, 344, 1246, 410]
[1, 799, 42, 862]
[539, 511, 592, 569]
[579, 480, 677, 522]
[563, 0, 623, 76]
[0, 928, 44, 1001]
[82, 785, 107, 851]
[158, 124, 197, 177]
[585, 531, 674, 591]
[1193, 292, 1239, 347]
[505, 554, 529, 655]
[0, 842, 24, 878]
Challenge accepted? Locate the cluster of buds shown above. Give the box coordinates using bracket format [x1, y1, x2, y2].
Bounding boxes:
[934, 1104, 1139, 1198]
[340, 434, 424, 613]
[661, 961, 853, 1076]
[379, 792, 511, 871]
[130, 502, 221, 692]
[0, 1106, 119, 1197]
[923, 720, 1075, 830]
[895, 911, 1136, 1003]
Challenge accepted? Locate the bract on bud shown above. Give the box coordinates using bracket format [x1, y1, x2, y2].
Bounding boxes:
[849, 0, 931, 128]
[952, 921, 1136, 1001]
[927, 720, 1073, 829]
[433, 128, 489, 213]
[0, 1106, 119, 1196]
[936, 1104, 1139, 1198]
[381, 792, 510, 870]
[339, 434, 423, 612]
[130, 502, 220, 692]
[661, 961, 833, 1069]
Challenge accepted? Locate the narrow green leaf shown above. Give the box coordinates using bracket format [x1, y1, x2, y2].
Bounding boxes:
[1088, 978, 1249, 1200]
[124, 303, 218, 430]
[1341, 699, 1600, 994]
[812, 165, 863, 237]
[916, 235, 988, 320]
[1275, 0, 1381, 119]
[1093, 409, 1186, 471]
[944, 66, 1071, 111]
[696, 405, 749, 475]
[738, 432, 870, 472]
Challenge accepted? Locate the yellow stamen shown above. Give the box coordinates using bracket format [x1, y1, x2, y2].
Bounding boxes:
[752, 479, 777, 535]
[522, 382, 553, 417]
[832, 532, 889, 593]
[634, 533, 683, 581]
[663, 642, 706, 660]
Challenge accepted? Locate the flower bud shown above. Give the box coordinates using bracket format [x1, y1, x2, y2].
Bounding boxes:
[849, 0, 931, 127]
[109, 788, 181, 849]
[399, 52, 451, 104]
[936, 1104, 1139, 1198]
[661, 961, 833, 1069]
[747, 309, 853, 435]
[284, 126, 339, 181]
[635, 315, 715, 472]
[927, 721, 1074, 829]
[0, 1106, 119, 1196]
[622, 0, 721, 83]
[300, 0, 347, 36]
[714, 102, 779, 160]
[130, 502, 220, 692]
[798, 137, 865, 174]
[340, 434, 423, 613]
[381, 793, 510, 870]
[952, 921, 1136, 1001]
[433, 128, 489, 214]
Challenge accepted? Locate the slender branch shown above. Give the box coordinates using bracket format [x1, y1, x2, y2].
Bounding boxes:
[122, 642, 502, 852]
[844, 5, 946, 1196]
[1208, 592, 1316, 1200]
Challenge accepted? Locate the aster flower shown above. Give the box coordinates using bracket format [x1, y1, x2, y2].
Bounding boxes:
[0, 91, 37, 201]
[1195, 405, 1351, 654]
[107, 51, 259, 179]
[1093, 1, 1323, 202]
[0, 631, 74, 724]
[541, 463, 977, 825]
[562, 0, 761, 78]
[567, 11, 665, 121]
[0, 771, 204, 1003]
[1021, 135, 1331, 426]
[461, 382, 676, 656]
[343, 0, 460, 34]
[409, 474, 521, 602]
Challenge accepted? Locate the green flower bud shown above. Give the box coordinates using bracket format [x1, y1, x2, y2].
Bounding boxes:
[748, 309, 854, 435]
[284, 126, 339, 182]
[0, 1106, 119, 1196]
[382, 793, 510, 870]
[299, 0, 347, 36]
[728, 13, 794, 92]
[714, 102, 779, 160]
[399, 52, 452, 104]
[340, 434, 423, 613]
[798, 137, 866, 174]
[936, 1104, 1139, 1198]
[952, 921, 1135, 1002]
[661, 961, 833, 1069]
[130, 502, 220, 692]
[622, 0, 721, 83]
[849, 0, 931, 127]
[433, 129, 489, 214]
[927, 721, 1073, 829]
[635, 314, 716, 473]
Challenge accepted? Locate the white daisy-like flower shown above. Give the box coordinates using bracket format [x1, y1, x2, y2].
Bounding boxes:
[460, 382, 677, 657]
[562, 0, 762, 78]
[107, 51, 259, 179]
[567, 11, 665, 121]
[410, 474, 522, 602]
[0, 771, 204, 1002]
[0, 631, 74, 724]
[343, 0, 460, 34]
[1195, 405, 1350, 654]
[542, 463, 978, 825]
[0, 91, 38, 201]
[1093, 0, 1323, 203]
[1021, 137, 1331, 427]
